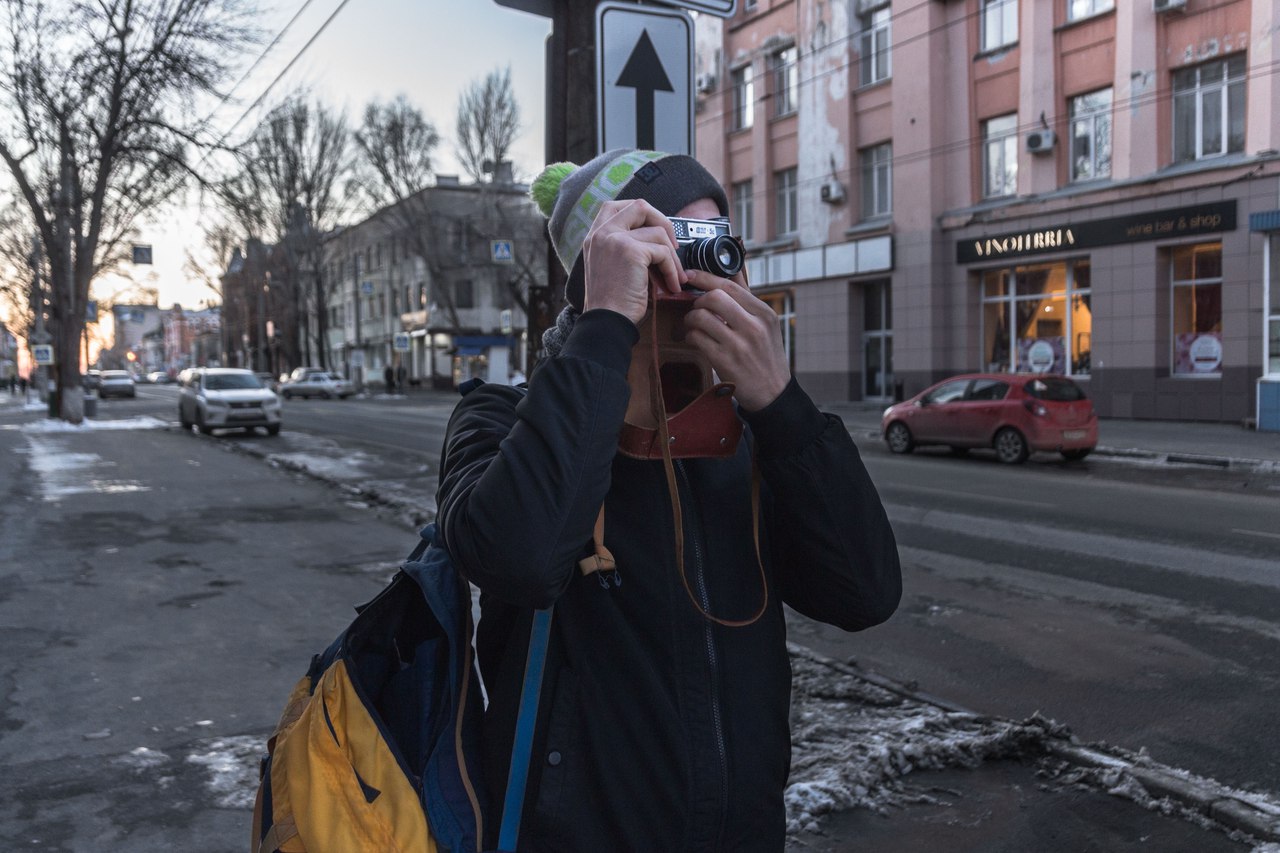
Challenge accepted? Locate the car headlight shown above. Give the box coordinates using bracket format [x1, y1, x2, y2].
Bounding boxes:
[882, 407, 893, 419]
[263, 397, 281, 410]
[206, 397, 229, 408]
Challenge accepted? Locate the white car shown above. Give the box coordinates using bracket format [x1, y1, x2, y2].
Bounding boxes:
[279, 372, 353, 400]
[98, 370, 136, 399]
[177, 367, 282, 435]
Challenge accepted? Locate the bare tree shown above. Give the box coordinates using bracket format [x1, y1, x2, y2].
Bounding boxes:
[455, 67, 520, 183]
[353, 92, 541, 377]
[222, 95, 350, 370]
[0, 0, 256, 422]
[350, 96, 463, 329]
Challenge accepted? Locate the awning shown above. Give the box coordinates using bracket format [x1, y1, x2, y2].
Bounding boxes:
[1250, 210, 1280, 232]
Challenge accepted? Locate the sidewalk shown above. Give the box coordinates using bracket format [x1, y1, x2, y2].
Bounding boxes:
[822, 399, 1280, 472]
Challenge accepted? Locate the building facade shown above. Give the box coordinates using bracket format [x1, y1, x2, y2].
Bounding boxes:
[696, 0, 1280, 423]
[318, 172, 544, 389]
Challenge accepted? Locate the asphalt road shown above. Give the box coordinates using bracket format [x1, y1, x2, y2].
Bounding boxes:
[108, 386, 1280, 817]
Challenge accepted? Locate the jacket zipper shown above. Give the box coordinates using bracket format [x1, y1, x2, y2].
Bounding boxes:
[676, 461, 728, 849]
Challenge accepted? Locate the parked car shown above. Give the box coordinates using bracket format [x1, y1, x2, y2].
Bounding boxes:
[97, 370, 137, 399]
[177, 367, 282, 436]
[881, 373, 1097, 464]
[279, 372, 353, 400]
[82, 369, 102, 391]
[146, 371, 176, 385]
[286, 366, 327, 383]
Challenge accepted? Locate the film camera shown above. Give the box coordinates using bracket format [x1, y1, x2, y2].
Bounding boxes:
[619, 215, 746, 460]
[669, 215, 744, 279]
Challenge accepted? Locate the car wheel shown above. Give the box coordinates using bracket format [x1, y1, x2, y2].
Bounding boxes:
[994, 428, 1029, 464]
[1061, 448, 1091, 461]
[885, 422, 914, 454]
[266, 424, 281, 436]
[282, 390, 293, 399]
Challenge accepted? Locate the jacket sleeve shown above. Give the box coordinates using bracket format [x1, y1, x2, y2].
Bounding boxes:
[435, 310, 637, 608]
[740, 379, 901, 631]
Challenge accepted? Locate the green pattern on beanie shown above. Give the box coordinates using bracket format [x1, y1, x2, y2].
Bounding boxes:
[554, 150, 664, 273]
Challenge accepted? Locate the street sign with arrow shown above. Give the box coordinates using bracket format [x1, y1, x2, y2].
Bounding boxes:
[596, 2, 693, 155]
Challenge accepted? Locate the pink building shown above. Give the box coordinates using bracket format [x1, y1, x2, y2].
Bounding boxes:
[697, 0, 1280, 423]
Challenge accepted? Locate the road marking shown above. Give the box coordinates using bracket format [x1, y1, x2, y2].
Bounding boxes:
[895, 484, 1058, 509]
[1232, 528, 1280, 542]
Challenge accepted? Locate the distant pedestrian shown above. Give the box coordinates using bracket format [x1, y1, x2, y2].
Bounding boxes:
[396, 363, 407, 394]
[383, 364, 395, 394]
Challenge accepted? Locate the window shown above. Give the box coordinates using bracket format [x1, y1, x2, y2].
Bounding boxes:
[1173, 55, 1246, 164]
[455, 279, 475, 310]
[860, 6, 891, 86]
[860, 143, 892, 218]
[981, 0, 1017, 52]
[983, 114, 1018, 198]
[774, 168, 797, 236]
[732, 65, 754, 131]
[1171, 243, 1223, 375]
[981, 260, 1092, 376]
[770, 46, 798, 117]
[1067, 0, 1113, 21]
[968, 379, 1009, 401]
[924, 380, 969, 405]
[1070, 89, 1112, 181]
[732, 179, 754, 243]
[1270, 246, 1280, 376]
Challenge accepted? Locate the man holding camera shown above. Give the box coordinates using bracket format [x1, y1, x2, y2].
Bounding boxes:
[436, 149, 901, 851]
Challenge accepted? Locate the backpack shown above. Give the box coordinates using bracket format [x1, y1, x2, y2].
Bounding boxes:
[251, 520, 553, 853]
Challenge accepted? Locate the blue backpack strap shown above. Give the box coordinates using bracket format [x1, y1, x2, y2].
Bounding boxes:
[496, 606, 554, 853]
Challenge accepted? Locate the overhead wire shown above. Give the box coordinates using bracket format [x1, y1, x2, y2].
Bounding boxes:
[693, 2, 1272, 209]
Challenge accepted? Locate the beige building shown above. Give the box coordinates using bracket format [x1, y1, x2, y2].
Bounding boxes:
[319, 170, 544, 389]
[697, 0, 1280, 423]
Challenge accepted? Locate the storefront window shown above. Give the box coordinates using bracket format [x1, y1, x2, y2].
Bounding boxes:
[981, 261, 1092, 376]
[1171, 243, 1223, 375]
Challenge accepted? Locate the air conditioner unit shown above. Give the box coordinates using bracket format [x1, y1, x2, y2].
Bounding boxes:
[696, 73, 717, 94]
[1153, 0, 1186, 12]
[1026, 130, 1057, 155]
[819, 180, 846, 204]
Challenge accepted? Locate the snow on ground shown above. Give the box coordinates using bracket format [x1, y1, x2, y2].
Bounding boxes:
[15, 414, 169, 432]
[185, 735, 263, 810]
[21, 433, 151, 501]
[785, 648, 1050, 835]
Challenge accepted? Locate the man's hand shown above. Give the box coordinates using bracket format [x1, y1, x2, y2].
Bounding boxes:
[682, 270, 790, 412]
[582, 200, 687, 326]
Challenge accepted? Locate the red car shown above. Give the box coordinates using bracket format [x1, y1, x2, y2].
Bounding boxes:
[881, 373, 1098, 464]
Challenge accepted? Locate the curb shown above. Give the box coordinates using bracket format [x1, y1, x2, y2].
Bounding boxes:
[791, 644, 1280, 844]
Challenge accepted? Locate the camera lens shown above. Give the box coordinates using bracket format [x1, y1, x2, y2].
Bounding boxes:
[680, 235, 743, 278]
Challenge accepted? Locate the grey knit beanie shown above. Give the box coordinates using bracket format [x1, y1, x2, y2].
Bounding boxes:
[529, 149, 730, 311]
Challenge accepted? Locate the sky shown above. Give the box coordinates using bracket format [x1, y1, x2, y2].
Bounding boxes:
[125, 0, 553, 312]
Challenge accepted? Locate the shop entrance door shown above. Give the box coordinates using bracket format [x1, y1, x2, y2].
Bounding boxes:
[863, 280, 894, 400]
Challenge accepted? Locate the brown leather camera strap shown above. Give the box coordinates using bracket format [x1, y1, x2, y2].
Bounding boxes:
[581, 284, 769, 627]
[650, 286, 767, 628]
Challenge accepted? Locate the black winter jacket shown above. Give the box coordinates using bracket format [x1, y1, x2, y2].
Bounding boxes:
[436, 310, 901, 852]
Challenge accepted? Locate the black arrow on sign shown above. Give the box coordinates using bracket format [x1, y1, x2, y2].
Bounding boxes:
[616, 29, 673, 150]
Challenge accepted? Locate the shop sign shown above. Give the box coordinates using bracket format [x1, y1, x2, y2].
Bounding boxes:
[1175, 332, 1223, 374]
[958, 201, 1237, 264]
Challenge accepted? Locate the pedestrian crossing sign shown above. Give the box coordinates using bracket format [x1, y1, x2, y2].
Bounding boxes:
[490, 240, 514, 263]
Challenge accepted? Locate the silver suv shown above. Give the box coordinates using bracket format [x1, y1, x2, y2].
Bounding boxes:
[177, 368, 282, 436]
